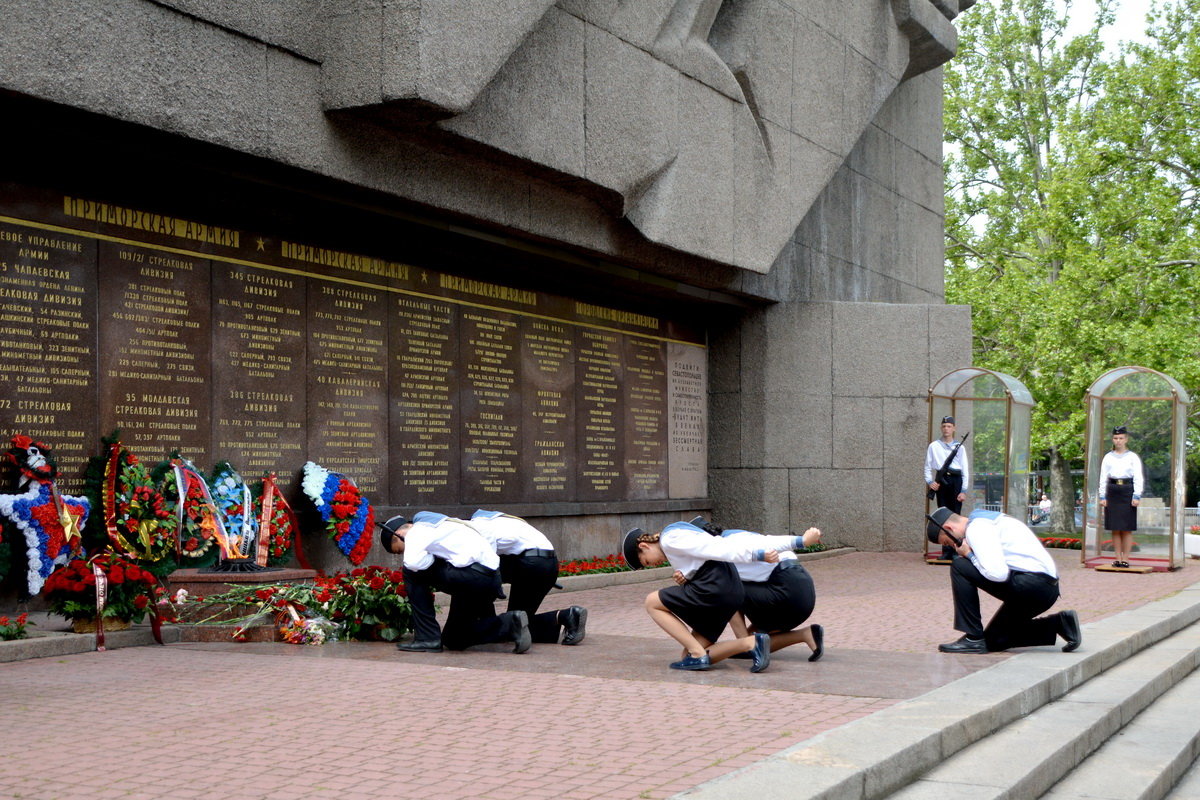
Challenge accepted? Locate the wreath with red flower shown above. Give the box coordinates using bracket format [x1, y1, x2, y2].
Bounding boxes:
[300, 462, 373, 566]
[251, 473, 297, 567]
[42, 552, 162, 623]
[154, 454, 221, 567]
[99, 442, 176, 565]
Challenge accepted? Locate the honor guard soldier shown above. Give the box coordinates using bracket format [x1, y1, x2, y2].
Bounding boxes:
[380, 511, 531, 654]
[925, 415, 969, 559]
[466, 509, 587, 645]
[927, 506, 1081, 655]
[1099, 426, 1144, 568]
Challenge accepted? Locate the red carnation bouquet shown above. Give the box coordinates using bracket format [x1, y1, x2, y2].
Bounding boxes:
[42, 553, 164, 624]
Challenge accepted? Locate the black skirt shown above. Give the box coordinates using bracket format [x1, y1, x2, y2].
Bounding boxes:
[1104, 481, 1138, 531]
[658, 560, 744, 644]
[741, 561, 816, 633]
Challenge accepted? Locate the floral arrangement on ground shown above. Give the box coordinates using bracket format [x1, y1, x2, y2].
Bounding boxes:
[0, 613, 32, 641]
[42, 553, 168, 623]
[189, 565, 411, 643]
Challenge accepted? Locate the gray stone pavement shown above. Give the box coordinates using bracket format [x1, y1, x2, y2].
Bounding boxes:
[1, 551, 1198, 800]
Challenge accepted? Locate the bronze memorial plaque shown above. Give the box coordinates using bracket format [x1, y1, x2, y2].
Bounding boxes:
[623, 336, 668, 500]
[0, 182, 710, 512]
[520, 317, 575, 502]
[389, 295, 461, 505]
[575, 327, 626, 501]
[211, 262, 308, 489]
[305, 281, 389, 496]
[0, 217, 98, 493]
[97, 241, 212, 463]
[460, 307, 523, 501]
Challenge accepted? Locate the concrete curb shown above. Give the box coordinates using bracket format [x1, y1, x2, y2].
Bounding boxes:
[0, 624, 183, 663]
[674, 580, 1200, 800]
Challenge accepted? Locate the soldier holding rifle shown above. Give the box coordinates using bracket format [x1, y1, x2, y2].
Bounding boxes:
[925, 416, 969, 559]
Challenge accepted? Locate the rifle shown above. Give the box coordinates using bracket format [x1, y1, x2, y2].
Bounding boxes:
[927, 431, 970, 501]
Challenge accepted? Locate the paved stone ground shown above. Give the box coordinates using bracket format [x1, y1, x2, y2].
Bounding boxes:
[2, 551, 1198, 800]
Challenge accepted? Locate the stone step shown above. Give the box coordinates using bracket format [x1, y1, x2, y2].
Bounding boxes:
[1042, 665, 1200, 800]
[673, 581, 1200, 800]
[886, 623, 1200, 799]
[1165, 750, 1200, 799]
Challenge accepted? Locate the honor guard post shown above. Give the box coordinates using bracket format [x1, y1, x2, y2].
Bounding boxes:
[926, 368, 1034, 563]
[1082, 366, 1191, 573]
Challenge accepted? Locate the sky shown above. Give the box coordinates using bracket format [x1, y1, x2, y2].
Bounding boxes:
[1067, 0, 1157, 48]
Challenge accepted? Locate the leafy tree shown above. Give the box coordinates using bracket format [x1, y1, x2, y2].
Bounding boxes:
[945, 0, 1200, 533]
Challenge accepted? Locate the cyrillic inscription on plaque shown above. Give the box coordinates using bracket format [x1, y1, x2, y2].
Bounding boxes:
[461, 309, 522, 500]
[521, 318, 575, 501]
[624, 337, 668, 500]
[668, 342, 707, 498]
[306, 283, 388, 495]
[0, 221, 97, 492]
[576, 328, 626, 500]
[212, 263, 307, 488]
[390, 296, 460, 504]
[98, 242, 212, 461]
[0, 183, 711, 510]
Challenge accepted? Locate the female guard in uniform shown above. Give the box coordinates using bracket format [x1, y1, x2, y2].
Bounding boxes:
[1099, 426, 1143, 568]
[621, 520, 810, 672]
[710, 524, 825, 662]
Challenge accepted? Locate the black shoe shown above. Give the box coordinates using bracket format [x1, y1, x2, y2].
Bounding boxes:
[750, 631, 771, 673]
[397, 639, 443, 652]
[1059, 610, 1082, 652]
[938, 635, 987, 654]
[559, 606, 588, 646]
[808, 624, 824, 662]
[510, 610, 531, 654]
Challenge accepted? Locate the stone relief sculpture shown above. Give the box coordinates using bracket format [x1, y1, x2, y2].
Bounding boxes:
[323, 0, 971, 272]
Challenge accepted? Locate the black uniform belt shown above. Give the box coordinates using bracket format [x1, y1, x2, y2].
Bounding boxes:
[778, 559, 802, 571]
[1012, 569, 1058, 584]
[1108, 478, 1132, 485]
[944, 469, 963, 477]
[520, 548, 555, 558]
[468, 562, 498, 576]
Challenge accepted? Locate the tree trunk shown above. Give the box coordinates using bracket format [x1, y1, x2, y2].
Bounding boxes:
[1048, 447, 1076, 534]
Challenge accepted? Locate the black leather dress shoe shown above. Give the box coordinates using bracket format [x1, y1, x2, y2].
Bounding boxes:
[938, 635, 987, 654]
[511, 610, 531, 654]
[397, 639, 443, 652]
[1059, 609, 1082, 652]
[559, 606, 587, 646]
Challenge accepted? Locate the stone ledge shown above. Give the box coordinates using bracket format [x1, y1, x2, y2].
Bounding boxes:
[673, 580, 1200, 800]
[0, 624, 182, 663]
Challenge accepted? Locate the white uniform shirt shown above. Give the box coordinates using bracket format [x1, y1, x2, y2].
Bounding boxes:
[467, 510, 554, 555]
[963, 510, 1057, 583]
[925, 438, 969, 487]
[403, 511, 500, 572]
[720, 529, 798, 581]
[660, 522, 800, 579]
[1098, 450, 1144, 500]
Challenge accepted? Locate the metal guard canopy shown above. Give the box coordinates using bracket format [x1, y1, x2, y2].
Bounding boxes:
[930, 367, 1034, 406]
[1086, 366, 1192, 403]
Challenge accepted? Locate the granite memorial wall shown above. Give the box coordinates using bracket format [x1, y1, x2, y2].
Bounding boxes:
[0, 182, 708, 508]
